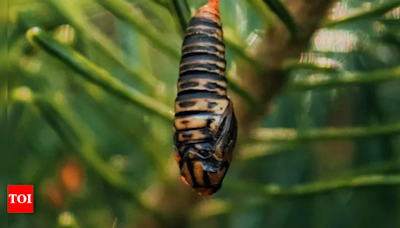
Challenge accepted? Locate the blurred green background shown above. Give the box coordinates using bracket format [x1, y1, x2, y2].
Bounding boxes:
[4, 0, 400, 227]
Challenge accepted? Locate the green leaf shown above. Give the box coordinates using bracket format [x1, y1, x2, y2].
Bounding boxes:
[323, 0, 400, 28]
[262, 0, 298, 37]
[27, 28, 174, 122]
[224, 33, 263, 71]
[95, 0, 181, 59]
[43, 0, 161, 89]
[249, 122, 400, 143]
[226, 74, 261, 109]
[285, 66, 400, 91]
[33, 96, 165, 222]
[229, 174, 400, 196]
[170, 0, 192, 34]
[246, 0, 275, 26]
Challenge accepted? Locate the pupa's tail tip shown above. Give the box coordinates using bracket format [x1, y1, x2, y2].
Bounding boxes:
[207, 0, 220, 8]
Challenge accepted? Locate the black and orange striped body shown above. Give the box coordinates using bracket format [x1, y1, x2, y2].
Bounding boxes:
[173, 0, 237, 196]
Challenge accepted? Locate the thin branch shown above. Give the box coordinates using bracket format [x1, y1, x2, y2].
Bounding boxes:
[249, 122, 400, 143]
[235, 0, 335, 133]
[95, 0, 257, 106]
[236, 142, 305, 160]
[286, 66, 400, 91]
[224, 35, 263, 71]
[31, 96, 166, 224]
[283, 61, 342, 73]
[227, 74, 261, 108]
[245, 0, 274, 25]
[170, 0, 191, 34]
[261, 0, 298, 37]
[196, 174, 400, 219]
[45, 0, 161, 88]
[27, 28, 174, 122]
[323, 0, 400, 28]
[228, 174, 400, 197]
[94, 0, 181, 60]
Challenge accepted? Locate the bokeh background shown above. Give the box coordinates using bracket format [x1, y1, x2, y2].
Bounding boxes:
[4, 0, 400, 227]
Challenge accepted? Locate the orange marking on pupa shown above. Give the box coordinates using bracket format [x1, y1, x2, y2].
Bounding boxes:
[199, 0, 221, 18]
[173, 151, 180, 164]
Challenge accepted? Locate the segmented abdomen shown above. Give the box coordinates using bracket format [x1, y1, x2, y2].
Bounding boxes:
[175, 7, 228, 145]
[173, 0, 236, 195]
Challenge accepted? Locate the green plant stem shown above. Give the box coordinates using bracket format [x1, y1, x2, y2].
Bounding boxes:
[226, 74, 260, 108]
[283, 61, 342, 73]
[44, 0, 160, 89]
[32, 96, 166, 224]
[230, 174, 400, 197]
[169, 0, 191, 34]
[261, 0, 298, 37]
[224, 36, 262, 71]
[245, 0, 274, 26]
[94, 0, 181, 60]
[28, 28, 174, 122]
[201, 173, 400, 218]
[236, 142, 305, 160]
[94, 0, 259, 105]
[249, 122, 400, 143]
[322, 1, 400, 28]
[77, 81, 170, 183]
[151, 0, 263, 71]
[286, 66, 400, 91]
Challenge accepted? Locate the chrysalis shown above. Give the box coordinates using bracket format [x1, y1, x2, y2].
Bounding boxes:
[173, 0, 237, 195]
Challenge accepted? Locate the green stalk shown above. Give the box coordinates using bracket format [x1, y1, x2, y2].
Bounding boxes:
[226, 73, 260, 108]
[229, 174, 400, 196]
[286, 66, 400, 91]
[245, 0, 275, 26]
[200, 173, 400, 218]
[283, 61, 343, 73]
[32, 96, 166, 224]
[224, 35, 263, 71]
[44, 0, 161, 89]
[249, 122, 400, 143]
[322, 1, 400, 28]
[94, 0, 181, 59]
[261, 0, 298, 37]
[27, 28, 174, 122]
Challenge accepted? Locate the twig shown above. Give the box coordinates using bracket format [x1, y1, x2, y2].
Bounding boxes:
[196, 174, 400, 219]
[322, 0, 400, 28]
[27, 28, 174, 122]
[283, 61, 342, 73]
[286, 66, 400, 91]
[32, 96, 167, 224]
[227, 74, 260, 108]
[249, 122, 400, 143]
[261, 0, 298, 37]
[245, 0, 274, 26]
[94, 0, 181, 59]
[44, 0, 161, 88]
[236, 0, 335, 132]
[259, 174, 400, 196]
[224, 36, 263, 71]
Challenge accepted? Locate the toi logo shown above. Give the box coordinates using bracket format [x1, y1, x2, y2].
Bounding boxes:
[7, 185, 34, 213]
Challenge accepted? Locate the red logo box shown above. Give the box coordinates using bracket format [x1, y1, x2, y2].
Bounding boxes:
[7, 185, 34, 213]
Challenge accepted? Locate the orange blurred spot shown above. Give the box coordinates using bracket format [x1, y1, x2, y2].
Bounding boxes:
[181, 176, 190, 186]
[207, 0, 220, 8]
[201, 0, 220, 17]
[60, 157, 85, 193]
[173, 151, 180, 164]
[44, 183, 64, 207]
[196, 187, 214, 196]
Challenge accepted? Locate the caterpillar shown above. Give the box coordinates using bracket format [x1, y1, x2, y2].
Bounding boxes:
[173, 0, 237, 196]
